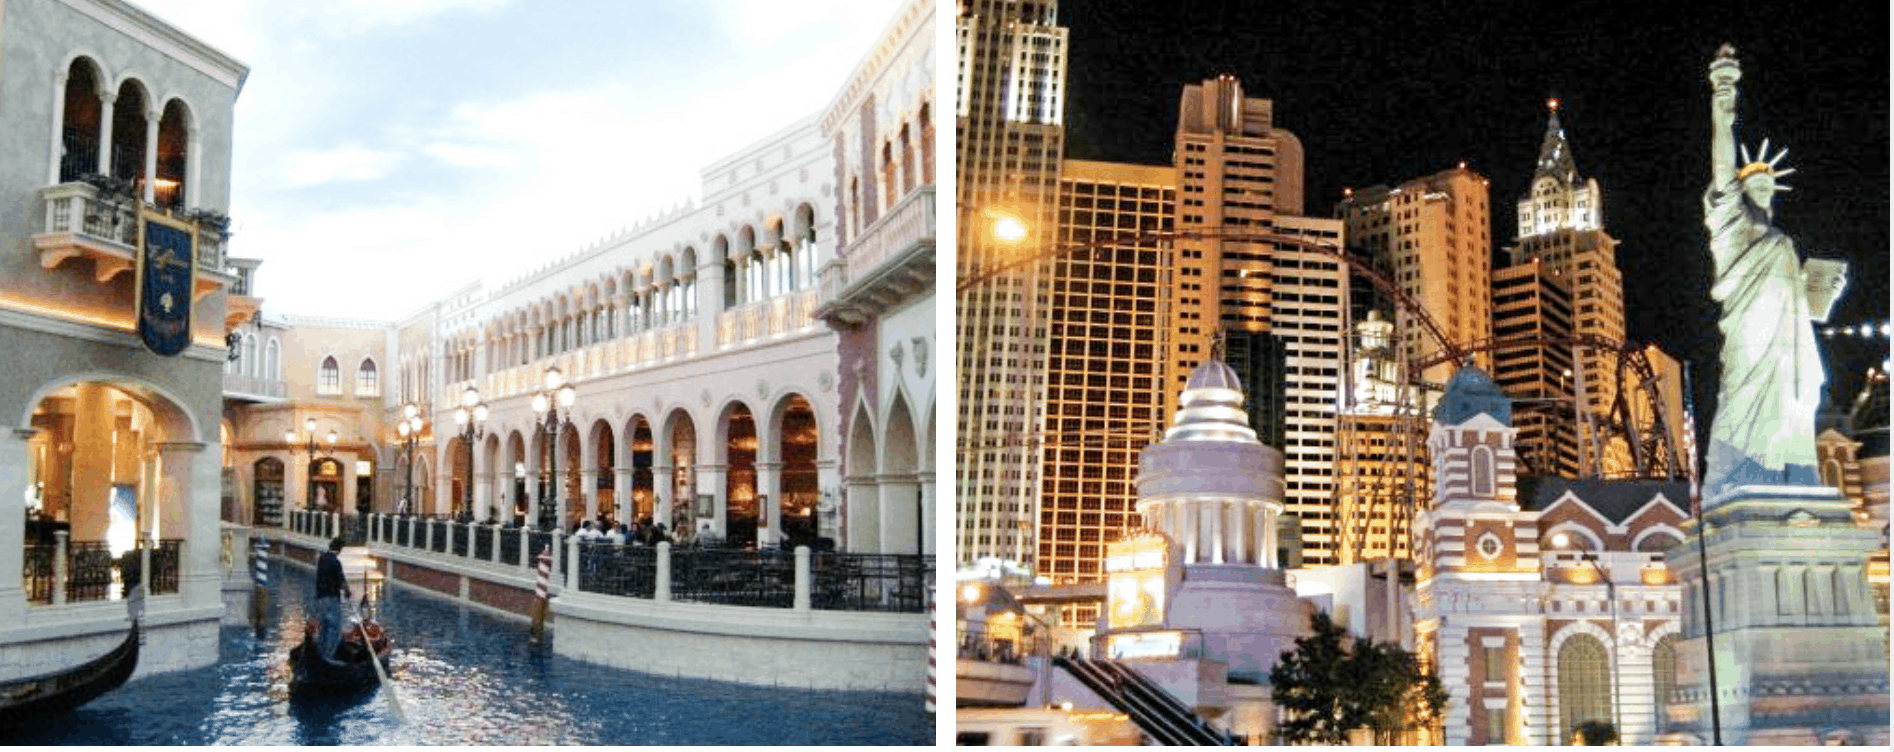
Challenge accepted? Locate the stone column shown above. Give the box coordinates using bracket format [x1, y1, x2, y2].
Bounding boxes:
[613, 466, 634, 527]
[70, 383, 116, 543]
[845, 474, 878, 553]
[95, 92, 113, 180]
[698, 463, 728, 538]
[141, 112, 159, 203]
[0, 428, 37, 624]
[794, 545, 812, 611]
[917, 471, 935, 556]
[653, 462, 673, 533]
[757, 461, 783, 547]
[816, 458, 841, 542]
[157, 440, 216, 611]
[185, 126, 201, 207]
[579, 468, 599, 523]
[434, 446, 452, 516]
[48, 71, 68, 184]
[471, 435, 490, 522]
[655, 542, 672, 602]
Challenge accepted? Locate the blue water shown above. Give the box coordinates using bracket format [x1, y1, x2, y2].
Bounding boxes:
[4, 560, 931, 745]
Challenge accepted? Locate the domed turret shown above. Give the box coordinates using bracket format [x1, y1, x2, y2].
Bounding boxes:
[1434, 364, 1512, 426]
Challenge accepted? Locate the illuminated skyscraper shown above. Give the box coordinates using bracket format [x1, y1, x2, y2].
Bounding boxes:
[955, 0, 1068, 566]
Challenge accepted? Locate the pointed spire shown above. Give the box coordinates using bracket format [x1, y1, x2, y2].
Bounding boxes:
[1534, 98, 1577, 185]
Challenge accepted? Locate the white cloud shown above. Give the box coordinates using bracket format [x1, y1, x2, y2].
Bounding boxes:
[295, 0, 511, 37]
[278, 145, 403, 187]
[707, 0, 869, 46]
[423, 142, 518, 169]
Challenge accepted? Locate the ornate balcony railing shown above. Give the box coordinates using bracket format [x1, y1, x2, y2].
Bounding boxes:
[36, 181, 229, 276]
[222, 373, 287, 399]
[815, 186, 935, 327]
[715, 289, 821, 349]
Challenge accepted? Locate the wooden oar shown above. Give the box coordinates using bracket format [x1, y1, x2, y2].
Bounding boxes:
[345, 596, 406, 723]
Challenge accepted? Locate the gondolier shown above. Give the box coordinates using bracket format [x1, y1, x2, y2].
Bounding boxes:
[314, 537, 352, 664]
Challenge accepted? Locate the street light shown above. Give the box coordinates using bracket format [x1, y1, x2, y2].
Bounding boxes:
[454, 386, 489, 520]
[395, 403, 425, 515]
[530, 366, 577, 531]
[286, 417, 338, 512]
[960, 581, 1052, 709]
[1552, 531, 1623, 741]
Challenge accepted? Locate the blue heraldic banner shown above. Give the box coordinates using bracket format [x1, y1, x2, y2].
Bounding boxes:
[137, 215, 195, 357]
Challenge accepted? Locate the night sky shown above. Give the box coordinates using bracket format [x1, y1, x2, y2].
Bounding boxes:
[1056, 0, 1889, 429]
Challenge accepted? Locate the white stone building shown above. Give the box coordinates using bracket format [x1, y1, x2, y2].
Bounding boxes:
[0, 0, 250, 677]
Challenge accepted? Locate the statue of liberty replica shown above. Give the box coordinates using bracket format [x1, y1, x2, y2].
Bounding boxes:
[1662, 44, 1887, 746]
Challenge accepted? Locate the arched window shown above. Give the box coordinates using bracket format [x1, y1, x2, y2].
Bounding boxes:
[265, 338, 281, 381]
[317, 356, 340, 395]
[243, 333, 258, 378]
[1820, 459, 1843, 489]
[1557, 633, 1611, 743]
[1471, 445, 1495, 496]
[155, 99, 190, 210]
[357, 359, 379, 396]
[1651, 634, 1678, 734]
[59, 58, 105, 181]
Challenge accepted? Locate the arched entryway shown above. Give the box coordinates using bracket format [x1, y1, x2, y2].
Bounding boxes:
[21, 378, 199, 605]
[882, 391, 921, 555]
[721, 402, 758, 547]
[252, 456, 285, 526]
[307, 457, 344, 512]
[845, 402, 878, 552]
[664, 410, 697, 536]
[505, 430, 527, 525]
[588, 419, 616, 525]
[627, 416, 655, 525]
[776, 395, 820, 544]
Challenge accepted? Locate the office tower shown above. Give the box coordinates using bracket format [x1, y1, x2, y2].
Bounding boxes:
[1491, 259, 1580, 477]
[1509, 102, 1628, 476]
[1168, 76, 1350, 567]
[1035, 159, 1175, 589]
[1338, 165, 1495, 385]
[955, 0, 1069, 566]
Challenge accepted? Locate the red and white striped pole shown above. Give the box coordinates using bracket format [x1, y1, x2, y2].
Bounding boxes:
[925, 588, 936, 715]
[529, 548, 552, 642]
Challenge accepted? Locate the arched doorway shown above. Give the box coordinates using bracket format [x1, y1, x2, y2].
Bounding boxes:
[560, 422, 582, 531]
[723, 402, 757, 547]
[253, 457, 285, 527]
[23, 379, 196, 604]
[845, 403, 877, 552]
[1557, 632, 1611, 744]
[778, 396, 819, 543]
[59, 58, 105, 180]
[628, 417, 654, 525]
[883, 392, 920, 555]
[590, 419, 616, 524]
[308, 457, 344, 512]
[666, 410, 697, 535]
[505, 430, 527, 525]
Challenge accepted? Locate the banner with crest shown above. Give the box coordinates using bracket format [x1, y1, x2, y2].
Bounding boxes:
[136, 210, 196, 357]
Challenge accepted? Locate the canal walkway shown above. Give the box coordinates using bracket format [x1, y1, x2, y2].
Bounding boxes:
[275, 511, 932, 693]
[3, 558, 931, 745]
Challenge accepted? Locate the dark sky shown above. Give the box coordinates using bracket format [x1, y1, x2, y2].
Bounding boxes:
[1057, 0, 1889, 426]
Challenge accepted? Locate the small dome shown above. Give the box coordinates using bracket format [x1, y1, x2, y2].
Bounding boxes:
[1185, 359, 1244, 392]
[1434, 364, 1512, 426]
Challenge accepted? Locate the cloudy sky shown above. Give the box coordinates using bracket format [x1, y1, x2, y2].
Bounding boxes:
[136, 0, 897, 321]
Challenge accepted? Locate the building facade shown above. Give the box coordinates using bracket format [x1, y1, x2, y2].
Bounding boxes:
[0, 0, 249, 677]
[1413, 365, 1688, 745]
[955, 0, 1070, 568]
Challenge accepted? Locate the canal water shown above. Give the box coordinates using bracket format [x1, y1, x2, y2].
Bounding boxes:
[6, 558, 931, 745]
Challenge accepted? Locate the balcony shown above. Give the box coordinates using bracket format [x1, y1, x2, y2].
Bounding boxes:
[716, 289, 820, 349]
[33, 181, 233, 300]
[482, 322, 701, 401]
[223, 372, 287, 402]
[814, 186, 935, 328]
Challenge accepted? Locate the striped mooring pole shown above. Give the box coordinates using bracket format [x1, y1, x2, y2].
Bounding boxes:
[529, 548, 552, 642]
[925, 590, 936, 714]
[250, 537, 270, 633]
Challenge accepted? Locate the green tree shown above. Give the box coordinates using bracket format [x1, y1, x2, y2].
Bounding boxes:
[1270, 610, 1450, 745]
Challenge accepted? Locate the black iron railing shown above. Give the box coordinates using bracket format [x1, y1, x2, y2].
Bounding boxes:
[579, 544, 658, 598]
[430, 520, 449, 553]
[24, 544, 55, 604]
[451, 523, 470, 557]
[500, 527, 522, 566]
[64, 541, 117, 603]
[670, 548, 796, 608]
[474, 525, 494, 560]
[812, 553, 930, 613]
[959, 629, 1034, 664]
[60, 128, 99, 183]
[143, 538, 181, 595]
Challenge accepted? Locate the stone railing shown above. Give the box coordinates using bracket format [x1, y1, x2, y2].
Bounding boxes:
[222, 372, 287, 399]
[38, 181, 228, 271]
[483, 322, 701, 400]
[716, 289, 821, 349]
[842, 186, 933, 288]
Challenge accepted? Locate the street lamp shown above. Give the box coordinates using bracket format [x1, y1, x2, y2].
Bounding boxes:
[1551, 531, 1623, 741]
[960, 581, 1052, 709]
[454, 386, 489, 520]
[395, 403, 425, 515]
[286, 417, 337, 511]
[530, 366, 577, 531]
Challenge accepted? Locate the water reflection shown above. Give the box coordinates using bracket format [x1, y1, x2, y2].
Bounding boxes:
[7, 557, 930, 745]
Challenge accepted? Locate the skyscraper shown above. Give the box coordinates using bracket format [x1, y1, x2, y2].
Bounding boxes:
[1491, 258, 1580, 477]
[1507, 102, 1628, 476]
[1167, 76, 1350, 567]
[1035, 159, 1175, 588]
[955, 0, 1069, 566]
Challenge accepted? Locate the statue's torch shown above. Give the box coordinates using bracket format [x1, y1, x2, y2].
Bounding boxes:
[1709, 43, 1741, 91]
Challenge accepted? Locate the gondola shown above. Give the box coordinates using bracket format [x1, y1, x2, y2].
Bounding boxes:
[288, 614, 392, 694]
[0, 597, 141, 727]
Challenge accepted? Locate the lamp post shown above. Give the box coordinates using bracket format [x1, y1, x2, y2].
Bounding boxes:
[395, 403, 425, 515]
[531, 366, 577, 531]
[285, 417, 337, 511]
[960, 581, 1052, 709]
[454, 386, 489, 520]
[1552, 531, 1623, 742]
